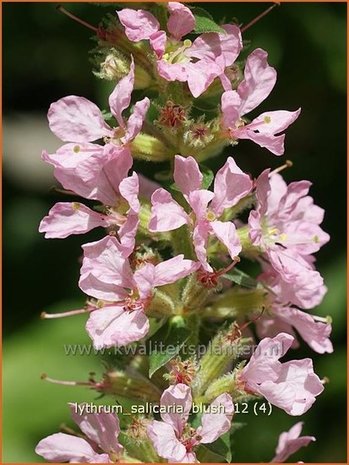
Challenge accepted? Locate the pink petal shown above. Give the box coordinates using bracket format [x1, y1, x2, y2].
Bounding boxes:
[273, 307, 333, 354]
[237, 48, 277, 116]
[79, 273, 129, 302]
[109, 59, 134, 128]
[186, 60, 221, 98]
[210, 220, 242, 260]
[193, 221, 211, 272]
[188, 25, 242, 66]
[117, 8, 160, 41]
[157, 60, 188, 83]
[174, 155, 203, 197]
[221, 90, 242, 129]
[118, 212, 139, 257]
[134, 256, 199, 299]
[147, 421, 187, 462]
[35, 433, 101, 462]
[149, 188, 189, 232]
[48, 96, 113, 142]
[154, 255, 200, 286]
[133, 262, 157, 300]
[42, 143, 104, 198]
[210, 157, 253, 216]
[39, 202, 109, 239]
[160, 383, 192, 436]
[43, 143, 133, 205]
[86, 306, 149, 348]
[167, 2, 195, 40]
[241, 333, 294, 387]
[260, 359, 324, 416]
[149, 30, 167, 58]
[69, 404, 123, 455]
[123, 97, 150, 143]
[94, 145, 134, 205]
[242, 334, 324, 416]
[272, 422, 315, 462]
[79, 236, 134, 299]
[248, 109, 301, 135]
[119, 172, 140, 212]
[198, 393, 234, 443]
[188, 189, 215, 220]
[239, 129, 286, 156]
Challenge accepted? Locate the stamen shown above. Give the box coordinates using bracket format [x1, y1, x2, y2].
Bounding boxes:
[50, 186, 80, 196]
[41, 373, 93, 387]
[270, 159, 293, 175]
[56, 5, 98, 33]
[41, 306, 94, 319]
[218, 256, 241, 276]
[241, 3, 280, 33]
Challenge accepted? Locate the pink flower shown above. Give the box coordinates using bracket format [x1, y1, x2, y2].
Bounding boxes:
[39, 145, 139, 254]
[48, 58, 149, 145]
[271, 422, 315, 462]
[35, 403, 123, 462]
[79, 236, 199, 348]
[254, 267, 333, 354]
[149, 155, 252, 271]
[248, 170, 329, 281]
[117, 5, 242, 97]
[240, 333, 324, 415]
[221, 49, 301, 155]
[147, 383, 234, 462]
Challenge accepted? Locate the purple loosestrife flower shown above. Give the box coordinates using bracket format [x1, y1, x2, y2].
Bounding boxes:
[248, 170, 329, 281]
[221, 49, 300, 155]
[271, 422, 315, 462]
[117, 3, 242, 97]
[239, 333, 324, 416]
[147, 383, 234, 462]
[79, 236, 199, 348]
[35, 403, 123, 463]
[149, 155, 252, 271]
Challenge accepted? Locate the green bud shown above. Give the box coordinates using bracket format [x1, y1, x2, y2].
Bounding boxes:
[147, 289, 176, 317]
[181, 273, 213, 312]
[131, 133, 173, 161]
[102, 370, 161, 402]
[206, 287, 268, 319]
[192, 327, 250, 398]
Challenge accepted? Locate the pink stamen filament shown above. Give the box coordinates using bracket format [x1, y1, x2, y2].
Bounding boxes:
[241, 3, 280, 33]
[270, 160, 293, 175]
[56, 5, 98, 33]
[41, 306, 95, 319]
[41, 373, 94, 387]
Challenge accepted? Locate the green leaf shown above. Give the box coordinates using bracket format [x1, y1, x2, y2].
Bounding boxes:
[148, 316, 190, 377]
[200, 164, 214, 189]
[191, 6, 214, 21]
[193, 14, 225, 34]
[223, 268, 258, 289]
[196, 432, 232, 463]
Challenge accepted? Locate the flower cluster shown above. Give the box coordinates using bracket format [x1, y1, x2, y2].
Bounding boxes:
[36, 3, 331, 463]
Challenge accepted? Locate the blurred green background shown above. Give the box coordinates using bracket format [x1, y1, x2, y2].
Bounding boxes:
[3, 2, 347, 462]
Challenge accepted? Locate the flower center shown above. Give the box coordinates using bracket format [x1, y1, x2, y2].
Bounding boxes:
[206, 210, 216, 222]
[163, 39, 192, 64]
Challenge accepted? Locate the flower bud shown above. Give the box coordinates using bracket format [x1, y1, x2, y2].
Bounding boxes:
[131, 133, 174, 161]
[206, 287, 268, 319]
[100, 370, 161, 402]
[121, 418, 161, 462]
[192, 324, 252, 398]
